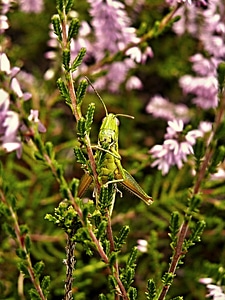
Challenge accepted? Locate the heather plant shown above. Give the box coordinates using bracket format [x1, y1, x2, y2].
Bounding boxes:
[1, 1, 225, 300]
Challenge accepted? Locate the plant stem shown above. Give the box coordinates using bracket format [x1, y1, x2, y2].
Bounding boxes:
[63, 235, 76, 300]
[158, 220, 189, 300]
[60, 7, 100, 194]
[158, 89, 225, 300]
[0, 190, 47, 300]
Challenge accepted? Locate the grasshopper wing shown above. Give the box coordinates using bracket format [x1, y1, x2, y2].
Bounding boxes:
[77, 173, 93, 198]
[117, 169, 153, 205]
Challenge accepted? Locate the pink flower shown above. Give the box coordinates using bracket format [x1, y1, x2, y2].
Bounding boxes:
[28, 110, 46, 133]
[150, 119, 202, 175]
[0, 89, 21, 156]
[146, 95, 190, 122]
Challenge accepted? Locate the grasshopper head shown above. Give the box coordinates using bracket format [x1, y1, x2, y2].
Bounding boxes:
[98, 113, 119, 148]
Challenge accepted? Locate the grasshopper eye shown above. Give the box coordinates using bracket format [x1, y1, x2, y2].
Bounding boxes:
[115, 118, 120, 126]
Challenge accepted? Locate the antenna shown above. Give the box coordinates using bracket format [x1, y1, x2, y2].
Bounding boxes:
[84, 77, 134, 120]
[85, 76, 108, 116]
[116, 114, 135, 120]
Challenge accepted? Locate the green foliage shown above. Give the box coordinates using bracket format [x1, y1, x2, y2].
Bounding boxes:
[68, 18, 80, 41]
[41, 276, 51, 297]
[145, 279, 157, 300]
[114, 225, 130, 251]
[34, 261, 45, 279]
[76, 79, 88, 106]
[65, 0, 74, 14]
[169, 211, 180, 249]
[76, 117, 87, 139]
[71, 47, 87, 72]
[128, 287, 137, 300]
[62, 48, 71, 71]
[217, 61, 225, 92]
[1, 1, 225, 300]
[161, 272, 175, 286]
[85, 103, 95, 135]
[29, 289, 42, 300]
[209, 146, 225, 174]
[45, 200, 81, 235]
[57, 78, 70, 103]
[99, 183, 115, 212]
[184, 220, 206, 249]
[51, 14, 62, 41]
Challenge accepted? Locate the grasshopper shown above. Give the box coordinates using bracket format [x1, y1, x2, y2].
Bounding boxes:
[77, 80, 153, 207]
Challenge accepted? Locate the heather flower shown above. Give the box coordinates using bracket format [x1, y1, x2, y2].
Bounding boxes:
[179, 75, 218, 109]
[126, 76, 142, 90]
[126, 46, 153, 64]
[0, 15, 9, 33]
[28, 109, 46, 133]
[0, 53, 45, 156]
[0, 52, 32, 101]
[87, 0, 138, 60]
[19, 0, 44, 13]
[137, 239, 148, 253]
[87, 0, 150, 91]
[200, 278, 225, 300]
[0, 52, 10, 73]
[0, 0, 10, 33]
[210, 168, 225, 180]
[146, 95, 190, 123]
[93, 59, 136, 92]
[150, 119, 202, 175]
[165, 0, 208, 6]
[165, 0, 192, 5]
[0, 89, 21, 155]
[172, 1, 225, 109]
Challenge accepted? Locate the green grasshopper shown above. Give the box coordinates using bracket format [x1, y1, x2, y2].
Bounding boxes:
[77, 81, 153, 207]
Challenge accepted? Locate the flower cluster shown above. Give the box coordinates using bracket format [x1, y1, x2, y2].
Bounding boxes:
[19, 0, 44, 13]
[146, 95, 190, 123]
[166, 0, 208, 6]
[87, 0, 153, 91]
[149, 119, 204, 175]
[0, 0, 10, 33]
[0, 52, 46, 157]
[45, 0, 153, 91]
[148, 0, 224, 175]
[200, 278, 225, 300]
[137, 239, 148, 253]
[174, 0, 225, 109]
[0, 88, 21, 155]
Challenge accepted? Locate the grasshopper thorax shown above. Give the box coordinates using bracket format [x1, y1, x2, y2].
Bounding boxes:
[98, 113, 119, 148]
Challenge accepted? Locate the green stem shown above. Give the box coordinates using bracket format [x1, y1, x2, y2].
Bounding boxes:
[0, 190, 47, 300]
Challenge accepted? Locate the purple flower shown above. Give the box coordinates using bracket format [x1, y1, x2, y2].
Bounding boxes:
[0, 89, 21, 156]
[126, 46, 153, 64]
[0, 0, 10, 33]
[165, 0, 208, 6]
[200, 278, 225, 300]
[19, 0, 44, 13]
[87, 0, 138, 59]
[28, 109, 46, 133]
[150, 120, 202, 175]
[179, 75, 218, 109]
[137, 239, 148, 253]
[171, 0, 225, 109]
[165, 0, 192, 5]
[0, 53, 45, 157]
[0, 52, 10, 74]
[126, 76, 143, 90]
[86, 0, 151, 91]
[146, 95, 190, 122]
